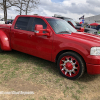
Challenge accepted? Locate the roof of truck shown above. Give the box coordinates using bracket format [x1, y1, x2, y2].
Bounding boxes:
[16, 15, 57, 19]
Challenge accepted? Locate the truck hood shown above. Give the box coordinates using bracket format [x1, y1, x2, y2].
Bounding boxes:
[60, 32, 100, 44]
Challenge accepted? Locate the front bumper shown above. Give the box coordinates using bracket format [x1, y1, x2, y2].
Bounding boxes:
[86, 63, 100, 74]
[86, 55, 100, 74]
[86, 55, 100, 64]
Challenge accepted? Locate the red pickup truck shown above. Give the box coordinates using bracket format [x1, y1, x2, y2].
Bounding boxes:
[0, 15, 100, 80]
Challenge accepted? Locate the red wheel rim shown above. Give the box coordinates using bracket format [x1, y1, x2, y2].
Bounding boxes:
[59, 56, 80, 77]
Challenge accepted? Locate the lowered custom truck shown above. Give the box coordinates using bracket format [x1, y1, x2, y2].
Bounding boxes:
[0, 15, 100, 80]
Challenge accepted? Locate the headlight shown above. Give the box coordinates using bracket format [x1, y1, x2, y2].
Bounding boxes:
[90, 47, 100, 55]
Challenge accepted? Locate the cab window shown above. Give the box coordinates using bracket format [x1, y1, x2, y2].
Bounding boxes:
[14, 17, 30, 30]
[31, 18, 47, 32]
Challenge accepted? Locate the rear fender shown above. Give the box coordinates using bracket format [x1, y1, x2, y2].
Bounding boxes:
[0, 30, 11, 51]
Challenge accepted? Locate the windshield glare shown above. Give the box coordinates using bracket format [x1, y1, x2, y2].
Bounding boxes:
[64, 18, 77, 26]
[46, 18, 77, 34]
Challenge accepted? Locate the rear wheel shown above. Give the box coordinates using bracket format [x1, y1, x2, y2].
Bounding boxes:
[57, 52, 85, 80]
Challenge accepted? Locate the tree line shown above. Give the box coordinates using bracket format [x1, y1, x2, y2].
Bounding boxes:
[0, 0, 39, 21]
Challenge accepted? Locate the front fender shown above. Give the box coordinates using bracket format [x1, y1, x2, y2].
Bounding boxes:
[52, 42, 90, 63]
[0, 30, 11, 51]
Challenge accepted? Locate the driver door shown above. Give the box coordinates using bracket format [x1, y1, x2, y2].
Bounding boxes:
[26, 17, 53, 61]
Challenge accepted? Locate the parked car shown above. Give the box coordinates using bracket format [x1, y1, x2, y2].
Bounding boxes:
[54, 16, 98, 35]
[88, 23, 100, 34]
[89, 23, 100, 30]
[76, 23, 82, 27]
[5, 20, 13, 24]
[0, 15, 100, 80]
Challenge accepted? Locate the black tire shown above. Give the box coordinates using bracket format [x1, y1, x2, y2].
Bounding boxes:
[57, 52, 85, 80]
[0, 46, 3, 52]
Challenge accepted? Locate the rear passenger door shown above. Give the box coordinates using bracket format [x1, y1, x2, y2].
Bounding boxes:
[11, 17, 32, 53]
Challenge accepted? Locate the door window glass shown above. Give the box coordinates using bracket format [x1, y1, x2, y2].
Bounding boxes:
[14, 17, 30, 30]
[31, 18, 47, 32]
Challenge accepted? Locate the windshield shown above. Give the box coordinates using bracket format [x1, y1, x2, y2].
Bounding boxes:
[64, 18, 77, 27]
[46, 18, 77, 34]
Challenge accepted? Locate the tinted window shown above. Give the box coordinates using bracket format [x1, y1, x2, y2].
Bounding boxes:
[15, 17, 30, 30]
[31, 18, 47, 31]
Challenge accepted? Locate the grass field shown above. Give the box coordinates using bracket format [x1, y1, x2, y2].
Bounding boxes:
[0, 50, 100, 100]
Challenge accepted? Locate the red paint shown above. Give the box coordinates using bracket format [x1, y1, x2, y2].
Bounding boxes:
[0, 30, 11, 51]
[0, 15, 100, 75]
[86, 63, 100, 74]
[80, 22, 82, 24]
[35, 25, 51, 37]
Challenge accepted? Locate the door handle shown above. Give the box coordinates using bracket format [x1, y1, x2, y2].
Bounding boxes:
[13, 32, 16, 35]
[28, 35, 32, 38]
[12, 32, 15, 36]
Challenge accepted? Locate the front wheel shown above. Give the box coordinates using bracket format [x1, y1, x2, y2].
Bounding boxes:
[57, 52, 85, 80]
[0, 46, 3, 52]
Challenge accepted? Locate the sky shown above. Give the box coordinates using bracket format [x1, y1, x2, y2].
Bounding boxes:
[0, 0, 100, 22]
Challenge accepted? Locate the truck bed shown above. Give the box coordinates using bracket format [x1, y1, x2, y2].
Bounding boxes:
[0, 24, 12, 29]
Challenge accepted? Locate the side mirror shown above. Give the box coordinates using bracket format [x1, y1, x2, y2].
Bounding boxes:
[34, 25, 51, 37]
[79, 27, 84, 32]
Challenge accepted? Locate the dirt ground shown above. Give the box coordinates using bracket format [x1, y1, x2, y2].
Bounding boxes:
[0, 51, 100, 100]
[0, 74, 100, 100]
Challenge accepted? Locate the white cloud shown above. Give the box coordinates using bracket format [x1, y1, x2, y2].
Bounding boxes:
[0, 0, 100, 21]
[87, 0, 100, 7]
[34, 0, 97, 21]
[62, 0, 86, 6]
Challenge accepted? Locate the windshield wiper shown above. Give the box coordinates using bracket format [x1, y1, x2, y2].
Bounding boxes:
[57, 31, 71, 34]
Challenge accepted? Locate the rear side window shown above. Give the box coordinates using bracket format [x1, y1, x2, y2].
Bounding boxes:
[31, 18, 47, 31]
[14, 17, 30, 30]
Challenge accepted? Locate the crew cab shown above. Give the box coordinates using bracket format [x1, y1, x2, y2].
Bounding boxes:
[0, 15, 100, 80]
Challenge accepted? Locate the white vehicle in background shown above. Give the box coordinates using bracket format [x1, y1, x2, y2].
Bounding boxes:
[0, 19, 5, 24]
